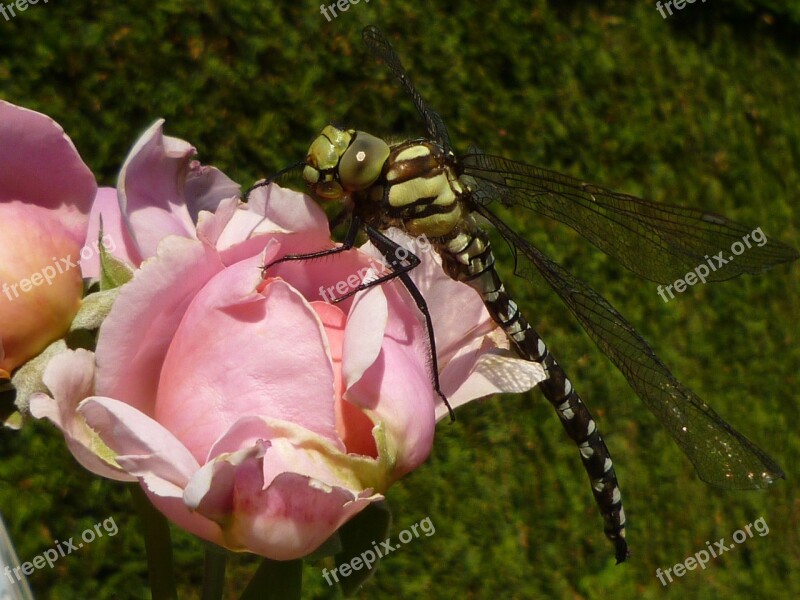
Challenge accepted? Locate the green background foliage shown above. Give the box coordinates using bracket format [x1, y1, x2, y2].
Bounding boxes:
[1, 0, 798, 598]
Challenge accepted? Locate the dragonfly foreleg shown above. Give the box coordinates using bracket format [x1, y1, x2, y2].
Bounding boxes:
[356, 225, 454, 421]
[261, 215, 361, 276]
[243, 160, 305, 202]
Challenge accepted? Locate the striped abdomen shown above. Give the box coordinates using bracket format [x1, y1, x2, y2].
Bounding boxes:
[437, 215, 630, 563]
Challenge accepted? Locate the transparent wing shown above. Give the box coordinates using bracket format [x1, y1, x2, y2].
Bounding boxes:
[462, 150, 799, 284]
[474, 200, 784, 489]
[362, 25, 452, 153]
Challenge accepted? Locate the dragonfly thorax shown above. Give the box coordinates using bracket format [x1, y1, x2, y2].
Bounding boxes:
[381, 140, 465, 237]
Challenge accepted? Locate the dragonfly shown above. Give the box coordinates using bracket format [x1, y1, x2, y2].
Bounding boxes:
[246, 25, 799, 563]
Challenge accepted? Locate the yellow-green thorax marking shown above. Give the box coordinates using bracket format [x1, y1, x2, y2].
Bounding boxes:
[303, 125, 465, 238]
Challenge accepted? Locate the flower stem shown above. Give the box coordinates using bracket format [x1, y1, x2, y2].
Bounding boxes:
[129, 484, 178, 599]
[239, 558, 303, 600]
[201, 548, 228, 600]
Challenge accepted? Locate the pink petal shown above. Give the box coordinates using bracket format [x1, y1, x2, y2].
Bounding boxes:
[263, 245, 384, 314]
[438, 341, 548, 421]
[81, 187, 143, 276]
[195, 196, 240, 248]
[184, 443, 268, 520]
[29, 350, 134, 481]
[0, 203, 84, 372]
[0, 100, 95, 241]
[247, 184, 331, 238]
[204, 416, 376, 489]
[154, 264, 341, 461]
[79, 398, 221, 545]
[342, 282, 388, 390]
[228, 470, 378, 559]
[188, 443, 378, 559]
[309, 300, 346, 404]
[344, 282, 436, 477]
[203, 184, 333, 269]
[116, 120, 198, 258]
[184, 161, 240, 222]
[359, 228, 496, 362]
[204, 417, 280, 462]
[95, 236, 225, 415]
[140, 488, 223, 546]
[79, 397, 201, 492]
[313, 301, 379, 456]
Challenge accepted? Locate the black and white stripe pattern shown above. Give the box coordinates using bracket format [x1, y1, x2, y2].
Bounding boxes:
[438, 217, 629, 563]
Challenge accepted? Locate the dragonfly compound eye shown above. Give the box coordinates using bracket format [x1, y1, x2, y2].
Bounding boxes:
[339, 131, 390, 191]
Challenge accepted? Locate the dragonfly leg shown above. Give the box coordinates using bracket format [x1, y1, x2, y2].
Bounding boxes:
[243, 161, 305, 202]
[261, 215, 361, 276]
[348, 225, 454, 421]
[326, 225, 421, 302]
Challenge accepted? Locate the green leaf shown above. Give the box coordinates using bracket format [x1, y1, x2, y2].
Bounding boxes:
[70, 288, 121, 331]
[99, 249, 134, 290]
[239, 557, 303, 600]
[333, 502, 392, 596]
[9, 339, 68, 418]
[2, 410, 23, 430]
[97, 217, 134, 290]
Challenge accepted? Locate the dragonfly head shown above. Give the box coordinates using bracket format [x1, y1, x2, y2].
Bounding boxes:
[303, 125, 390, 200]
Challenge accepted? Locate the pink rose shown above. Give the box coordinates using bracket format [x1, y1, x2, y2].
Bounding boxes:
[0, 101, 96, 376]
[79, 119, 240, 277]
[31, 122, 545, 559]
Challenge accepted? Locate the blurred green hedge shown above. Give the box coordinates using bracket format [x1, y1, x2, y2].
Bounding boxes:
[1, 1, 798, 598]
